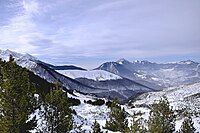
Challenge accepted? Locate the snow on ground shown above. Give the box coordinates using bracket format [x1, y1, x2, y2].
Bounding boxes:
[69, 81, 200, 132]
[131, 82, 200, 132]
[30, 83, 200, 132]
[133, 82, 200, 113]
[57, 70, 122, 81]
[68, 91, 113, 132]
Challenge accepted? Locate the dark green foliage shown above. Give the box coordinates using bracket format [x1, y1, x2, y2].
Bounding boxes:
[19, 116, 37, 133]
[71, 109, 77, 115]
[0, 59, 37, 133]
[85, 99, 105, 106]
[105, 101, 112, 107]
[0, 58, 76, 132]
[148, 96, 176, 133]
[179, 116, 196, 133]
[128, 112, 147, 133]
[43, 86, 73, 133]
[28, 70, 55, 100]
[9, 55, 14, 62]
[92, 119, 102, 133]
[68, 97, 81, 106]
[105, 98, 128, 132]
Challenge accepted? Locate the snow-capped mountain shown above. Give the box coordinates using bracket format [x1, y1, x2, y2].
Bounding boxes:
[95, 61, 163, 90]
[1, 49, 199, 132]
[57, 70, 122, 81]
[0, 49, 152, 101]
[96, 58, 200, 89]
[0, 50, 101, 93]
[1, 49, 199, 102]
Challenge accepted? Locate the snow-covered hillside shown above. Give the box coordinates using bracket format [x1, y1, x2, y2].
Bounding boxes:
[57, 70, 122, 81]
[70, 82, 200, 132]
[1, 49, 199, 132]
[67, 82, 200, 132]
[127, 82, 200, 132]
[0, 49, 152, 101]
[68, 92, 111, 132]
[96, 59, 200, 89]
[133, 82, 200, 113]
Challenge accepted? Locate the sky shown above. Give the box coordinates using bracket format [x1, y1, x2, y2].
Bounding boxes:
[0, 0, 200, 68]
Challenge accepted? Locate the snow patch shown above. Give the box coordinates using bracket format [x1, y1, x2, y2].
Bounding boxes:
[57, 70, 122, 81]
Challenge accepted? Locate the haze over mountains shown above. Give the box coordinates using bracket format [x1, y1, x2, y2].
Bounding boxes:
[1, 0, 200, 132]
[96, 58, 200, 88]
[1, 49, 200, 132]
[0, 49, 199, 102]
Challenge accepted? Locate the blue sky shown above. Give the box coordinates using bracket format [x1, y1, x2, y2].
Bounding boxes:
[0, 0, 200, 68]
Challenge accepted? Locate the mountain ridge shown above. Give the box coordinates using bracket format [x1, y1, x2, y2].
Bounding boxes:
[96, 58, 200, 89]
[0, 49, 153, 101]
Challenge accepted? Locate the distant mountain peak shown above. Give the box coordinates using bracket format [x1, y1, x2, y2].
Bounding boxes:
[140, 60, 152, 64]
[132, 60, 153, 64]
[134, 60, 140, 63]
[116, 58, 131, 64]
[0, 49, 37, 61]
[179, 60, 196, 65]
[0, 49, 23, 60]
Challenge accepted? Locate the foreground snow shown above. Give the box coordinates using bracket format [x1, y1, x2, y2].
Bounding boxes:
[29, 82, 200, 132]
[68, 92, 110, 132]
[134, 82, 200, 113]
[131, 82, 200, 132]
[70, 82, 200, 132]
[57, 70, 122, 81]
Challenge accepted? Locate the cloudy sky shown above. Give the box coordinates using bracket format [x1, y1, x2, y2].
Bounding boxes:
[0, 0, 200, 68]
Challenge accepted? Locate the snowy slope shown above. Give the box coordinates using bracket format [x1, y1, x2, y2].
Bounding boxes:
[0, 49, 104, 94]
[30, 91, 119, 133]
[30, 87, 200, 133]
[128, 82, 200, 132]
[0, 49, 152, 101]
[133, 82, 200, 112]
[68, 92, 110, 132]
[96, 59, 200, 89]
[72, 82, 200, 132]
[57, 70, 122, 81]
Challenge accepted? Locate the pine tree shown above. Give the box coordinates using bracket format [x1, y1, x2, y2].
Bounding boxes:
[129, 112, 146, 133]
[179, 116, 196, 133]
[0, 59, 37, 133]
[43, 85, 73, 133]
[92, 119, 102, 133]
[148, 96, 175, 133]
[105, 98, 128, 132]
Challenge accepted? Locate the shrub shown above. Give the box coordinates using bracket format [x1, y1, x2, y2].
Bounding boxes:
[85, 99, 105, 106]
[68, 97, 81, 106]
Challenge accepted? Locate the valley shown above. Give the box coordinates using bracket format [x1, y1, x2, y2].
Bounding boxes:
[0, 49, 200, 132]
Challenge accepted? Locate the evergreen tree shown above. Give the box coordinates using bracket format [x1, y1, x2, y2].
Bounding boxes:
[43, 85, 73, 133]
[179, 116, 196, 133]
[148, 96, 175, 133]
[0, 59, 37, 133]
[92, 119, 102, 133]
[129, 112, 146, 133]
[105, 98, 128, 132]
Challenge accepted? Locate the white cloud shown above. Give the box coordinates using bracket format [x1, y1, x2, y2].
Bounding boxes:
[22, 0, 39, 14]
[0, 0, 199, 68]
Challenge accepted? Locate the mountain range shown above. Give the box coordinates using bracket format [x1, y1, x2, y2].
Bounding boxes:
[0, 49, 199, 101]
[0, 49, 200, 132]
[96, 58, 200, 89]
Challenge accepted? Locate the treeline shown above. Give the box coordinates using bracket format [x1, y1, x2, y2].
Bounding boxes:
[0, 56, 197, 133]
